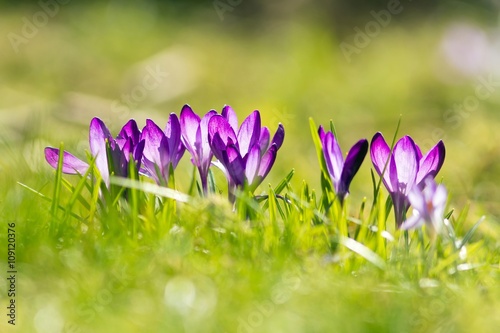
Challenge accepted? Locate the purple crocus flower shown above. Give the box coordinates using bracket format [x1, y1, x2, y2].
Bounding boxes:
[45, 118, 145, 187]
[208, 106, 284, 200]
[180, 105, 217, 194]
[400, 177, 447, 234]
[140, 113, 185, 185]
[370, 132, 445, 227]
[319, 126, 368, 202]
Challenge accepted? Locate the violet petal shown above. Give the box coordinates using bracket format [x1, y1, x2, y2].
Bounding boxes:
[259, 127, 270, 153]
[209, 132, 228, 163]
[44, 147, 89, 174]
[180, 104, 200, 154]
[339, 139, 368, 196]
[89, 117, 113, 184]
[256, 144, 277, 184]
[245, 145, 261, 186]
[116, 119, 140, 148]
[416, 140, 446, 185]
[400, 212, 424, 230]
[392, 136, 419, 195]
[323, 132, 344, 185]
[318, 126, 326, 142]
[165, 113, 182, 166]
[221, 105, 238, 133]
[141, 119, 166, 166]
[200, 111, 217, 158]
[237, 110, 261, 157]
[370, 132, 393, 192]
[271, 123, 285, 149]
[208, 115, 238, 147]
[225, 145, 245, 186]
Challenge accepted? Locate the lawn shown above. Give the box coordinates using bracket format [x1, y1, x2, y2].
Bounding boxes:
[1, 2, 500, 333]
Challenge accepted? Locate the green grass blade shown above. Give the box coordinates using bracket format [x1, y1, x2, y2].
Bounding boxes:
[268, 185, 279, 233]
[458, 216, 486, 249]
[128, 155, 140, 238]
[329, 119, 338, 139]
[17, 182, 88, 223]
[338, 236, 387, 270]
[208, 168, 216, 194]
[309, 117, 328, 176]
[61, 177, 91, 211]
[63, 163, 94, 221]
[444, 209, 454, 220]
[274, 168, 295, 195]
[49, 143, 65, 235]
[109, 177, 190, 202]
[187, 165, 198, 196]
[262, 169, 294, 210]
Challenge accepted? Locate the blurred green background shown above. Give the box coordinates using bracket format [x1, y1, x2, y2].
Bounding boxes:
[2, 1, 500, 333]
[2, 0, 500, 216]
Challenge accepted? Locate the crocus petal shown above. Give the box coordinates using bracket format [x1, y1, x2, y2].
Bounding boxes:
[271, 123, 285, 149]
[200, 111, 217, 149]
[259, 127, 270, 153]
[432, 184, 448, 227]
[221, 105, 238, 133]
[391, 192, 409, 227]
[404, 177, 448, 231]
[245, 145, 261, 186]
[44, 147, 89, 174]
[209, 132, 227, 163]
[89, 117, 113, 184]
[116, 119, 141, 148]
[400, 212, 424, 230]
[338, 139, 368, 197]
[392, 136, 419, 195]
[121, 135, 133, 162]
[134, 139, 145, 169]
[141, 119, 166, 166]
[415, 144, 423, 161]
[416, 140, 446, 185]
[256, 145, 277, 183]
[140, 158, 160, 184]
[407, 184, 427, 214]
[433, 183, 447, 209]
[165, 113, 183, 166]
[370, 132, 393, 192]
[198, 110, 217, 172]
[114, 138, 131, 177]
[318, 126, 326, 142]
[237, 110, 261, 157]
[180, 104, 201, 154]
[174, 143, 185, 168]
[323, 132, 344, 186]
[225, 145, 245, 186]
[208, 115, 238, 147]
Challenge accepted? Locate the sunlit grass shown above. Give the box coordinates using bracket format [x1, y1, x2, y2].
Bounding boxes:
[1, 3, 500, 333]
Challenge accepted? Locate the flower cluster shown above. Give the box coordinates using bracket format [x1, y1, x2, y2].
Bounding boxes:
[317, 127, 446, 231]
[45, 105, 285, 201]
[370, 133, 445, 228]
[318, 126, 368, 203]
[208, 106, 284, 199]
[45, 105, 447, 233]
[45, 118, 145, 187]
